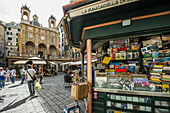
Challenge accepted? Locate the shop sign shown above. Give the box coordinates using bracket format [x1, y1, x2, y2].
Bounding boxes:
[69, 0, 139, 18]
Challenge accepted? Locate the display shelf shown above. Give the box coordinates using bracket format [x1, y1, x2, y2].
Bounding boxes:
[155, 106, 170, 109]
[93, 88, 170, 97]
[110, 59, 139, 61]
[106, 99, 152, 106]
[107, 106, 151, 113]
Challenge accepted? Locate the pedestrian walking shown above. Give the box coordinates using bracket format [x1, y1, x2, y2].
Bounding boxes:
[39, 68, 44, 84]
[65, 66, 69, 73]
[50, 67, 54, 77]
[20, 66, 26, 84]
[5, 67, 11, 82]
[10, 67, 16, 83]
[0, 67, 6, 90]
[25, 64, 38, 96]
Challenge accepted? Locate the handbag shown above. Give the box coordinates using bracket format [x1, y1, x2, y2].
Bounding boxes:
[35, 82, 41, 90]
[27, 70, 36, 81]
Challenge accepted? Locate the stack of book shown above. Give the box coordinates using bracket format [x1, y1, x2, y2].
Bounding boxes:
[149, 65, 163, 83]
[162, 66, 170, 84]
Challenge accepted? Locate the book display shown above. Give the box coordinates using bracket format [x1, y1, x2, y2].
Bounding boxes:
[94, 34, 170, 93]
[93, 34, 170, 113]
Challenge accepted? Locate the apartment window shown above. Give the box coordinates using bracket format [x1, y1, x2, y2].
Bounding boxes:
[16, 43, 18, 46]
[7, 42, 11, 46]
[62, 38, 63, 42]
[11, 32, 12, 35]
[18, 29, 20, 31]
[51, 32, 54, 36]
[29, 33, 32, 38]
[62, 34, 64, 38]
[8, 37, 12, 40]
[41, 30, 44, 33]
[59, 44, 60, 48]
[62, 43, 63, 46]
[8, 27, 11, 30]
[7, 32, 9, 35]
[59, 38, 60, 42]
[16, 38, 18, 42]
[41, 36, 45, 40]
[52, 38, 54, 42]
[29, 27, 32, 30]
[16, 33, 18, 36]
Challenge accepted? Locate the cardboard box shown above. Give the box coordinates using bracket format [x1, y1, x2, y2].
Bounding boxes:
[71, 83, 89, 100]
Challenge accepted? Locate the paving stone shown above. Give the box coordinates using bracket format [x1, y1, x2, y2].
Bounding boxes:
[26, 108, 36, 113]
[38, 110, 47, 113]
[35, 106, 44, 112]
[0, 73, 85, 113]
[48, 101, 56, 106]
[33, 104, 42, 108]
[13, 109, 27, 113]
[54, 101, 62, 105]
[47, 110, 57, 113]
[51, 105, 62, 113]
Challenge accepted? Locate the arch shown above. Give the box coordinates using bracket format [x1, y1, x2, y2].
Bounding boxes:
[23, 11, 29, 20]
[49, 45, 57, 57]
[25, 41, 35, 54]
[38, 43, 47, 58]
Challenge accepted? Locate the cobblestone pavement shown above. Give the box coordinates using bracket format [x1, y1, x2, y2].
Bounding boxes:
[0, 72, 86, 113]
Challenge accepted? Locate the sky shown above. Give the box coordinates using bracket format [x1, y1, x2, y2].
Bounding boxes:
[0, 0, 70, 27]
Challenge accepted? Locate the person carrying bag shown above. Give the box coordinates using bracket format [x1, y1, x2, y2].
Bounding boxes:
[25, 64, 38, 96]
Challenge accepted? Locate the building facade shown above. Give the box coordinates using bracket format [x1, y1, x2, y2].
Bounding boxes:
[57, 19, 65, 57]
[5, 21, 20, 58]
[0, 21, 6, 67]
[57, 18, 73, 60]
[19, 5, 59, 59]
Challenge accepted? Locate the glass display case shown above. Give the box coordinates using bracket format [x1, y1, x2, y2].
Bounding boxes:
[92, 34, 170, 113]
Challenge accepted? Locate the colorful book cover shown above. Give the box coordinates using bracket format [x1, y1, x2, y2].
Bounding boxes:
[133, 105, 139, 110]
[102, 57, 111, 64]
[133, 78, 149, 88]
[121, 53, 126, 59]
[121, 103, 127, 109]
[162, 84, 169, 93]
[129, 52, 132, 59]
[126, 52, 129, 60]
[112, 53, 116, 60]
[112, 48, 118, 52]
[116, 53, 121, 60]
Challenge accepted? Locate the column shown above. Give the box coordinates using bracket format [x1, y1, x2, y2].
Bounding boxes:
[81, 52, 84, 82]
[35, 45, 38, 55]
[87, 39, 92, 113]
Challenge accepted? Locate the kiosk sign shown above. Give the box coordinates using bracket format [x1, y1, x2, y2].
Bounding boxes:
[69, 0, 139, 18]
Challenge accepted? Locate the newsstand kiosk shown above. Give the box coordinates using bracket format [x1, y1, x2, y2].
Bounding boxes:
[63, 0, 170, 113]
